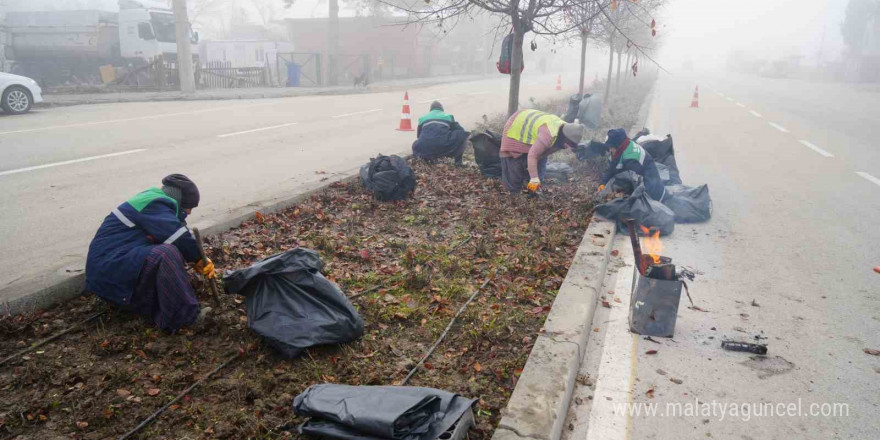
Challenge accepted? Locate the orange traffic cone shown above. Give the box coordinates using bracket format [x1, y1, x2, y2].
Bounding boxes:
[555, 75, 562, 91]
[397, 91, 414, 131]
[690, 86, 699, 108]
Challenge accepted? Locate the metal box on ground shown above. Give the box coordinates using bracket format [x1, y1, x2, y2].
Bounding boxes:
[629, 269, 683, 337]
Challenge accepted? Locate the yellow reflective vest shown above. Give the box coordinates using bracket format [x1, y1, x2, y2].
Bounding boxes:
[505, 109, 566, 146]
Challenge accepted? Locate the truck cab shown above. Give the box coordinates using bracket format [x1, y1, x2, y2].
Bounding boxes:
[118, 4, 198, 63]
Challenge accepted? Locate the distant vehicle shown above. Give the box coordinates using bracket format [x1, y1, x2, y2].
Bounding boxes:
[0, 72, 43, 115]
[5, 0, 198, 87]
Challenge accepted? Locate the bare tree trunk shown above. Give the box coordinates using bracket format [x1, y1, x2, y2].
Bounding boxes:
[327, 0, 339, 85]
[578, 32, 588, 96]
[604, 35, 614, 100]
[615, 49, 622, 91]
[625, 53, 632, 80]
[507, 29, 525, 117]
[172, 0, 195, 93]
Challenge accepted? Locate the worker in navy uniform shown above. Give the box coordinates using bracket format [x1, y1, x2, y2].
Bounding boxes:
[412, 101, 469, 165]
[86, 174, 213, 332]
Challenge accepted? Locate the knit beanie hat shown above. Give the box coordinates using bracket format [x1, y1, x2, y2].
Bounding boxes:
[560, 123, 584, 146]
[430, 101, 444, 111]
[161, 174, 200, 209]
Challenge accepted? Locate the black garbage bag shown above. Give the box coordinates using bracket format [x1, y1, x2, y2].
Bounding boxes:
[294, 384, 476, 440]
[563, 94, 581, 123]
[595, 185, 675, 236]
[663, 184, 712, 223]
[360, 154, 417, 201]
[470, 130, 502, 178]
[638, 135, 682, 185]
[655, 162, 673, 185]
[224, 248, 364, 358]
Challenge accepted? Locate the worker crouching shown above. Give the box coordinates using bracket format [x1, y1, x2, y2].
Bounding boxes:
[86, 174, 214, 332]
[412, 101, 469, 165]
[499, 109, 584, 194]
[598, 128, 666, 201]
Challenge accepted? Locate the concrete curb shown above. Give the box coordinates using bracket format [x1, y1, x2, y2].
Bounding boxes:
[492, 219, 616, 440]
[0, 163, 368, 316]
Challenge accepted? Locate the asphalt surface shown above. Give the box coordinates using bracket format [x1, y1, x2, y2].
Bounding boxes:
[576, 72, 880, 439]
[0, 74, 572, 302]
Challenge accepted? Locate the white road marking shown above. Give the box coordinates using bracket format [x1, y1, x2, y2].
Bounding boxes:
[465, 91, 492, 95]
[750, 110, 762, 117]
[417, 97, 449, 104]
[855, 171, 880, 187]
[726, 97, 734, 102]
[331, 108, 382, 118]
[586, 244, 638, 440]
[0, 102, 271, 136]
[0, 149, 147, 177]
[768, 122, 789, 133]
[717, 92, 725, 97]
[217, 122, 299, 138]
[736, 102, 746, 108]
[798, 140, 834, 158]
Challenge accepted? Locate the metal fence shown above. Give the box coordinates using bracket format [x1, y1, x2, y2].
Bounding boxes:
[197, 61, 269, 89]
[275, 52, 322, 87]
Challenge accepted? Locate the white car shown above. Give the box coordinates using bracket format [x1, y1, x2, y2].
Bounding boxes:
[0, 72, 43, 115]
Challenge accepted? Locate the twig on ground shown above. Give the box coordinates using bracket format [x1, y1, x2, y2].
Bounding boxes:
[446, 236, 472, 255]
[117, 352, 239, 440]
[0, 311, 106, 367]
[401, 277, 493, 385]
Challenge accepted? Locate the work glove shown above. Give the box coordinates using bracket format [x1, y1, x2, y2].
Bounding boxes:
[195, 258, 216, 279]
[527, 178, 542, 193]
[597, 184, 606, 192]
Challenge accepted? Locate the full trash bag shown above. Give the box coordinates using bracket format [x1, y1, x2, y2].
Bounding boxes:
[562, 94, 603, 129]
[637, 134, 682, 185]
[294, 384, 476, 440]
[470, 130, 502, 178]
[223, 248, 364, 358]
[545, 162, 573, 182]
[360, 154, 417, 201]
[662, 184, 712, 223]
[595, 185, 675, 236]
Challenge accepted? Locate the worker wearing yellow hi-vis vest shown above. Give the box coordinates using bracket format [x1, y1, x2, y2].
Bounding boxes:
[499, 109, 584, 194]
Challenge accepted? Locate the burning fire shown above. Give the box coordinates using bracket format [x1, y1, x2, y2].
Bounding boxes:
[639, 225, 662, 264]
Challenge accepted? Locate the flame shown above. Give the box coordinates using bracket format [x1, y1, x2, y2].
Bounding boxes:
[639, 225, 662, 264]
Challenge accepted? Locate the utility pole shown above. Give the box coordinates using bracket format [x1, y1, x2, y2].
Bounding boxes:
[172, 0, 196, 93]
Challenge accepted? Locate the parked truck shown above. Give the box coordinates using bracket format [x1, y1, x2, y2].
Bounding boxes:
[4, 0, 197, 86]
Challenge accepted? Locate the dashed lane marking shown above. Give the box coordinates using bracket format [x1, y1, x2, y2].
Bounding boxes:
[750, 110, 762, 117]
[217, 122, 299, 138]
[768, 122, 789, 133]
[0, 149, 147, 177]
[855, 172, 880, 187]
[798, 140, 834, 158]
[331, 108, 383, 118]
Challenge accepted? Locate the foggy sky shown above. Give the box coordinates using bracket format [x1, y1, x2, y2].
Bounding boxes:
[657, 0, 847, 69]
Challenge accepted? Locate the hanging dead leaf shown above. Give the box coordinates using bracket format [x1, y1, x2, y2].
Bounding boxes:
[645, 387, 655, 399]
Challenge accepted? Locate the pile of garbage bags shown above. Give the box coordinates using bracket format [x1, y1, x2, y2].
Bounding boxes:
[223, 248, 364, 358]
[595, 131, 712, 233]
[294, 384, 475, 440]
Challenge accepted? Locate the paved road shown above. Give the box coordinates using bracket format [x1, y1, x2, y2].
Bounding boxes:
[0, 74, 571, 303]
[570, 73, 880, 439]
